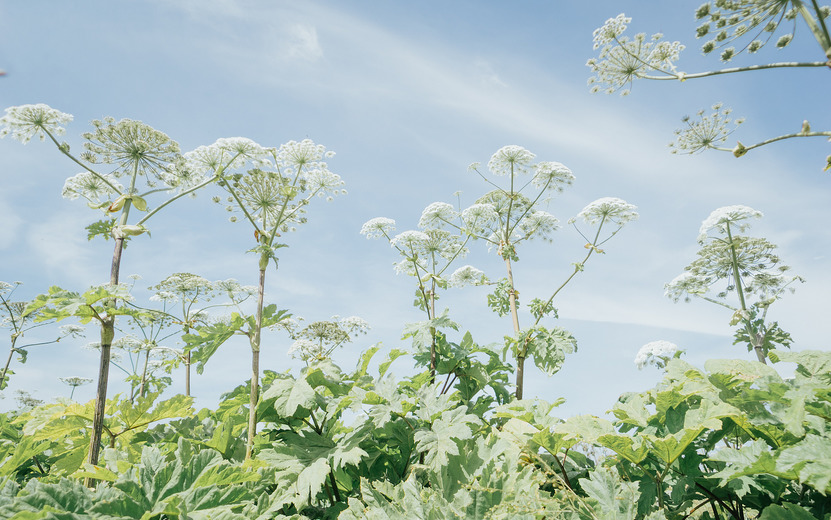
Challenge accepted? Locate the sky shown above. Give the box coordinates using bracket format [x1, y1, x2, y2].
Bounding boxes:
[0, 1, 829, 418]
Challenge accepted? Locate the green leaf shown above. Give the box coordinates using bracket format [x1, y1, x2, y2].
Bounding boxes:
[578, 467, 640, 520]
[414, 407, 478, 471]
[597, 434, 648, 464]
[521, 325, 577, 377]
[0, 436, 48, 477]
[777, 434, 831, 493]
[759, 503, 819, 520]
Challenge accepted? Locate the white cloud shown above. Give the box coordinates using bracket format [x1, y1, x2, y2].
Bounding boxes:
[287, 23, 323, 62]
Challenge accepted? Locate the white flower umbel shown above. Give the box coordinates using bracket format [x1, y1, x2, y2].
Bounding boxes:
[533, 162, 575, 192]
[449, 265, 489, 288]
[62, 172, 123, 204]
[664, 272, 710, 303]
[574, 197, 639, 225]
[390, 230, 430, 250]
[698, 204, 763, 243]
[58, 324, 86, 339]
[670, 104, 744, 155]
[587, 16, 685, 94]
[517, 210, 560, 242]
[0, 104, 73, 143]
[418, 202, 457, 229]
[487, 145, 536, 176]
[635, 340, 679, 369]
[460, 203, 498, 234]
[360, 217, 396, 239]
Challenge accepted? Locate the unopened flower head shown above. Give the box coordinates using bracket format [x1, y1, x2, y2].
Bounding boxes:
[533, 162, 575, 192]
[695, 1, 798, 58]
[634, 340, 679, 369]
[698, 205, 762, 242]
[0, 104, 73, 143]
[575, 197, 639, 226]
[449, 265, 489, 287]
[670, 104, 744, 155]
[418, 202, 457, 229]
[360, 217, 396, 239]
[234, 169, 292, 227]
[61, 172, 123, 203]
[83, 118, 181, 181]
[488, 145, 536, 177]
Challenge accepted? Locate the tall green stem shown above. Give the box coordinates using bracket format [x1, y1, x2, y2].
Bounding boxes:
[725, 224, 766, 364]
[86, 161, 138, 487]
[504, 256, 523, 399]
[246, 265, 267, 460]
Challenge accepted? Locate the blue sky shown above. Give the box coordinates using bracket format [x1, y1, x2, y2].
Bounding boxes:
[1, 1, 829, 417]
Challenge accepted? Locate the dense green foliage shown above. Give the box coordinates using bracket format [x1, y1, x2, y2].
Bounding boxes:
[0, 338, 830, 518]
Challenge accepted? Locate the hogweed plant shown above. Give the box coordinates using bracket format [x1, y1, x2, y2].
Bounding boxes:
[0, 103, 225, 477]
[286, 315, 370, 364]
[587, 8, 831, 169]
[361, 206, 482, 380]
[58, 376, 93, 400]
[665, 205, 803, 363]
[146, 273, 230, 396]
[0, 281, 84, 391]
[196, 137, 345, 459]
[468, 147, 636, 399]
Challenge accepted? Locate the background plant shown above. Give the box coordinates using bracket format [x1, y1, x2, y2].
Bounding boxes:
[664, 205, 803, 363]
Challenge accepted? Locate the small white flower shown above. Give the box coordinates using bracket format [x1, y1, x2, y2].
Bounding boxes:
[575, 197, 638, 225]
[0, 104, 73, 143]
[360, 217, 396, 239]
[698, 205, 763, 242]
[449, 265, 489, 287]
[634, 340, 679, 369]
